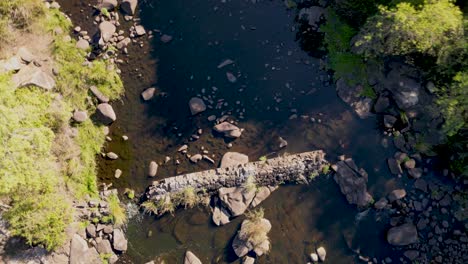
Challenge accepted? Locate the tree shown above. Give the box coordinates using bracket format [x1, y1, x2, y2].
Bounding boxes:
[352, 0, 464, 58]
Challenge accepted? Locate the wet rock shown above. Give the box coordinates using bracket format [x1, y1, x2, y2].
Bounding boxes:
[12, 64, 55, 90]
[106, 152, 119, 160]
[219, 187, 255, 217]
[374, 197, 389, 210]
[135, 25, 146, 36]
[89, 86, 110, 103]
[384, 115, 397, 128]
[414, 178, 427, 192]
[213, 122, 242, 138]
[189, 97, 206, 115]
[207, 115, 216, 121]
[387, 223, 418, 246]
[387, 158, 403, 175]
[112, 228, 127, 251]
[374, 95, 390, 113]
[220, 152, 249, 168]
[121, 0, 138, 15]
[96, 103, 116, 125]
[141, 87, 156, 101]
[316, 246, 326, 262]
[388, 189, 406, 203]
[226, 72, 237, 83]
[243, 256, 255, 264]
[333, 159, 373, 207]
[76, 39, 90, 50]
[212, 204, 230, 226]
[98, 0, 118, 10]
[160, 34, 173, 43]
[99, 21, 116, 44]
[336, 78, 372, 119]
[217, 59, 234, 69]
[148, 161, 158, 177]
[190, 154, 203, 163]
[383, 65, 421, 109]
[404, 159, 416, 169]
[184, 250, 202, 264]
[73, 110, 88, 123]
[278, 136, 288, 149]
[96, 239, 113, 254]
[203, 155, 215, 164]
[408, 167, 423, 178]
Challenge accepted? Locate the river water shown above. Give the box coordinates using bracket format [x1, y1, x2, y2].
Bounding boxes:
[59, 0, 403, 263]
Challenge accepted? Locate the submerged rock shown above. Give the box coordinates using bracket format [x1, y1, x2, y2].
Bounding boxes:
[184, 250, 202, 264]
[212, 204, 230, 226]
[121, 0, 138, 15]
[189, 97, 206, 115]
[217, 59, 234, 69]
[336, 78, 372, 119]
[160, 34, 173, 43]
[387, 223, 418, 246]
[220, 152, 249, 168]
[226, 72, 237, 83]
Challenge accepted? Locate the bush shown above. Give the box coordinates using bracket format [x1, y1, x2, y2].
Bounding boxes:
[108, 194, 127, 227]
[174, 187, 200, 209]
[5, 193, 72, 251]
[352, 0, 464, 58]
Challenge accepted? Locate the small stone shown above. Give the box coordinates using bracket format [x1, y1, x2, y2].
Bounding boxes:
[388, 189, 406, 203]
[207, 115, 217, 121]
[141, 87, 156, 101]
[374, 197, 389, 209]
[408, 167, 423, 178]
[76, 39, 90, 50]
[226, 72, 237, 83]
[404, 159, 416, 169]
[160, 34, 173, 43]
[387, 158, 403, 175]
[114, 169, 122, 178]
[189, 97, 207, 115]
[106, 152, 118, 160]
[178, 145, 188, 152]
[310, 253, 319, 262]
[135, 25, 146, 36]
[148, 161, 158, 177]
[316, 247, 326, 262]
[190, 154, 203, 163]
[73, 110, 88, 123]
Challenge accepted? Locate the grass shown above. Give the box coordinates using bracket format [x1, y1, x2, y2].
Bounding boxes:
[108, 194, 127, 227]
[174, 187, 200, 209]
[141, 196, 175, 216]
[240, 208, 271, 251]
[321, 164, 330, 174]
[242, 175, 258, 193]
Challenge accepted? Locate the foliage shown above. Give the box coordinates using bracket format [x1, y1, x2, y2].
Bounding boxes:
[4, 193, 72, 251]
[332, 0, 387, 27]
[241, 208, 270, 250]
[437, 72, 468, 137]
[174, 187, 200, 209]
[108, 194, 127, 227]
[259, 156, 267, 161]
[321, 164, 330, 174]
[352, 0, 464, 58]
[242, 175, 258, 193]
[141, 196, 175, 216]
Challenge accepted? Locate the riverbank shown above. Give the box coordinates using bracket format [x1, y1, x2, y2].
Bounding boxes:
[0, 0, 127, 263]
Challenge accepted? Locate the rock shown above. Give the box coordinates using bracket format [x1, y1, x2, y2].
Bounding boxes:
[212, 204, 230, 226]
[0, 56, 23, 73]
[298, 6, 325, 29]
[408, 167, 423, 178]
[95, 103, 116, 125]
[69, 234, 90, 264]
[98, 0, 118, 10]
[148, 161, 158, 177]
[374, 197, 389, 209]
[217, 59, 234, 69]
[336, 78, 372, 119]
[383, 66, 421, 109]
[114, 169, 122, 178]
[17, 47, 34, 63]
[73, 110, 88, 123]
[121, 0, 138, 15]
[112, 228, 127, 251]
[414, 179, 427, 192]
[232, 218, 271, 257]
[384, 115, 397, 128]
[160, 34, 173, 43]
[213, 122, 242, 138]
[387, 158, 403, 175]
[86, 224, 96, 238]
[310, 253, 319, 262]
[116, 37, 131, 50]
[250, 186, 271, 207]
[135, 25, 146, 36]
[253, 240, 270, 256]
[374, 95, 390, 113]
[403, 250, 419, 261]
[219, 187, 255, 217]
[76, 39, 90, 50]
[333, 159, 373, 207]
[96, 239, 113, 254]
[99, 21, 116, 44]
[243, 256, 255, 264]
[106, 152, 119, 160]
[387, 223, 418, 246]
[388, 189, 406, 203]
[207, 115, 217, 121]
[141, 87, 156, 101]
[89, 86, 110, 103]
[178, 145, 188, 152]
[190, 154, 203, 163]
[316, 247, 326, 262]
[226, 72, 237, 83]
[404, 159, 416, 169]
[278, 136, 288, 149]
[189, 97, 206, 115]
[203, 155, 215, 164]
[184, 250, 202, 264]
[12, 64, 55, 90]
[220, 152, 249, 168]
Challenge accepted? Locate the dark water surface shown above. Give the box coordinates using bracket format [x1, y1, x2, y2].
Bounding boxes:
[59, 0, 402, 263]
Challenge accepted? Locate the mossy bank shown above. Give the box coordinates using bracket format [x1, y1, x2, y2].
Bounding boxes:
[0, 0, 125, 259]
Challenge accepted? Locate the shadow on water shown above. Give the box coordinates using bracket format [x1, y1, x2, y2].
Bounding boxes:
[58, 0, 402, 263]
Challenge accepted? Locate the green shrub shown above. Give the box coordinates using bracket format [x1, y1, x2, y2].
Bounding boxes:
[174, 187, 200, 209]
[5, 193, 72, 251]
[108, 194, 127, 227]
[0, 0, 45, 29]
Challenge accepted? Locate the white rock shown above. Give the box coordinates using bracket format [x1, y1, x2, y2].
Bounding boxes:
[148, 161, 158, 177]
[316, 247, 326, 262]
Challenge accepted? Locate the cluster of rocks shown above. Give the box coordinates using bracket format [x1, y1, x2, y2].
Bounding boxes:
[232, 216, 272, 259]
[309, 246, 327, 263]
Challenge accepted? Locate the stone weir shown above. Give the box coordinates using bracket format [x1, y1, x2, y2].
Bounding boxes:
[145, 150, 328, 200]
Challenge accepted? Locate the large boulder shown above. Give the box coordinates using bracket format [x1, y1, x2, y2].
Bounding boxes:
[298, 6, 326, 30]
[387, 223, 418, 246]
[69, 234, 101, 264]
[212, 204, 230, 226]
[188, 97, 206, 115]
[112, 228, 128, 251]
[220, 152, 249, 168]
[250, 186, 272, 208]
[0, 56, 23, 73]
[98, 0, 118, 10]
[232, 218, 271, 257]
[382, 64, 421, 110]
[96, 239, 113, 254]
[121, 0, 138, 15]
[95, 103, 116, 125]
[99, 21, 116, 44]
[12, 64, 55, 90]
[336, 78, 372, 119]
[219, 187, 255, 217]
[213, 122, 242, 138]
[333, 159, 373, 207]
[184, 250, 202, 264]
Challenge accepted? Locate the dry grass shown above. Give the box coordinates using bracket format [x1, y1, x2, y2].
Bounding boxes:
[240, 208, 271, 247]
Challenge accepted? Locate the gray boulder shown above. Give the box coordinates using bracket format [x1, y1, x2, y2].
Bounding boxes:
[213, 122, 242, 138]
[73, 110, 88, 123]
[76, 39, 90, 50]
[17, 47, 35, 63]
[95, 103, 116, 125]
[220, 152, 249, 168]
[141, 87, 156, 101]
[383, 66, 421, 110]
[99, 21, 116, 44]
[233, 218, 271, 257]
[148, 161, 158, 177]
[298, 6, 326, 30]
[387, 158, 403, 175]
[189, 97, 206, 115]
[96, 239, 113, 254]
[112, 228, 128, 251]
[250, 186, 272, 208]
[69, 234, 100, 264]
[0, 56, 23, 73]
[388, 189, 406, 203]
[121, 0, 138, 15]
[219, 187, 255, 217]
[12, 64, 55, 90]
[336, 78, 372, 119]
[184, 250, 202, 264]
[212, 204, 230, 226]
[98, 0, 118, 10]
[333, 159, 373, 207]
[89, 86, 110, 103]
[387, 223, 418, 246]
[316, 246, 326, 262]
